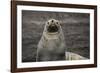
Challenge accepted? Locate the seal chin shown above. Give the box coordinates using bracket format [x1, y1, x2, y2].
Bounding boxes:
[47, 32, 59, 35]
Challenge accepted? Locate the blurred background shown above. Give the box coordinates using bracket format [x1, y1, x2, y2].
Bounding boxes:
[22, 10, 90, 62]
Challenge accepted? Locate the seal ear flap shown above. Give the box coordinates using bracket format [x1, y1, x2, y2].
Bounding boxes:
[47, 22, 49, 24]
[56, 21, 59, 24]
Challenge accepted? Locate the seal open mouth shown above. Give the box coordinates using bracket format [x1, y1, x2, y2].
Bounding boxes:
[47, 24, 59, 33]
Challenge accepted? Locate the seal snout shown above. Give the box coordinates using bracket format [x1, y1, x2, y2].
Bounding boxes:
[47, 19, 59, 33]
